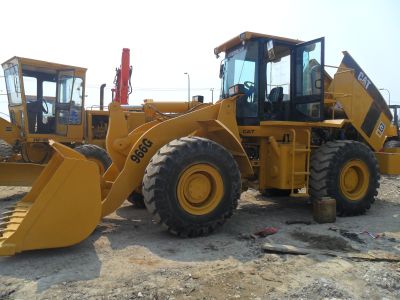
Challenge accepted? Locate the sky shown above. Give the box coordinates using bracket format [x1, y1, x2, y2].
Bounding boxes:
[1, 0, 399, 117]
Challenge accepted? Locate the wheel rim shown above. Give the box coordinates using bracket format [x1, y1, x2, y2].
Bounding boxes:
[177, 163, 224, 215]
[339, 160, 369, 201]
[22, 143, 50, 163]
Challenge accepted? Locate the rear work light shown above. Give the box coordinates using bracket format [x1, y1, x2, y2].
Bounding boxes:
[228, 84, 246, 97]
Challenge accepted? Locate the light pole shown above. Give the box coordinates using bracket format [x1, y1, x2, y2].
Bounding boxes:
[210, 88, 214, 104]
[184, 72, 190, 101]
[379, 88, 391, 106]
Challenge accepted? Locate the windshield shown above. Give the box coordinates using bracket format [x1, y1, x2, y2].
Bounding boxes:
[221, 41, 259, 122]
[58, 73, 75, 103]
[4, 65, 22, 105]
[221, 41, 258, 99]
[57, 71, 84, 127]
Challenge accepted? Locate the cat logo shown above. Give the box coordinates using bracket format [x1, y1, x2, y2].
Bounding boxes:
[376, 121, 385, 137]
[357, 71, 372, 90]
[241, 129, 255, 135]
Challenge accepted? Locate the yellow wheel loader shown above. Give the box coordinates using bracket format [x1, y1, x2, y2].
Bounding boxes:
[0, 55, 137, 185]
[1, 32, 400, 255]
[0, 53, 203, 186]
[384, 104, 400, 148]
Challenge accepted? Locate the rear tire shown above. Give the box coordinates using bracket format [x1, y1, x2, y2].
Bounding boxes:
[142, 136, 241, 237]
[75, 144, 111, 175]
[310, 140, 379, 216]
[0, 140, 13, 161]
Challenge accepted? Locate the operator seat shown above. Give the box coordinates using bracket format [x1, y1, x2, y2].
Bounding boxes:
[27, 100, 44, 133]
[269, 87, 283, 103]
[265, 87, 284, 120]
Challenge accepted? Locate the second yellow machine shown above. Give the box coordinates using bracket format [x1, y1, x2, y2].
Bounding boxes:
[0, 51, 203, 186]
[1, 32, 399, 255]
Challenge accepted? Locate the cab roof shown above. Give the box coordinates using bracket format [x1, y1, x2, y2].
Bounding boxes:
[2, 56, 87, 76]
[214, 31, 303, 55]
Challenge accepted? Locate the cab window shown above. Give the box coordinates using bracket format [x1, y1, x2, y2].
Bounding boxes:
[264, 42, 291, 120]
[69, 78, 83, 124]
[57, 74, 83, 125]
[22, 66, 57, 134]
[58, 74, 74, 103]
[222, 41, 259, 124]
[23, 76, 37, 101]
[4, 65, 22, 105]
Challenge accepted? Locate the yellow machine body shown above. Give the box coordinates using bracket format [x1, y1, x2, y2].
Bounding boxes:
[0, 97, 250, 255]
[0, 56, 206, 185]
[1, 32, 400, 255]
[262, 141, 308, 190]
[327, 52, 393, 151]
[375, 149, 400, 175]
[101, 98, 251, 217]
[0, 117, 20, 147]
[0, 163, 44, 186]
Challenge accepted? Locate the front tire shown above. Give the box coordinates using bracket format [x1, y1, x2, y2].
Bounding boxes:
[310, 140, 380, 216]
[75, 144, 111, 175]
[142, 137, 241, 237]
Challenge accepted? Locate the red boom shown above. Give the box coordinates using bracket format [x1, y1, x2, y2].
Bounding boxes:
[112, 48, 131, 104]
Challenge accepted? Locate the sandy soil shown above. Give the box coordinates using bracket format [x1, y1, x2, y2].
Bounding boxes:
[0, 176, 399, 299]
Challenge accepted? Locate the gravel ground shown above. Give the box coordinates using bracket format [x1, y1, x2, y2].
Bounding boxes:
[0, 176, 399, 299]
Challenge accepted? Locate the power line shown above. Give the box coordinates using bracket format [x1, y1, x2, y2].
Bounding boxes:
[84, 85, 220, 91]
[84, 87, 221, 96]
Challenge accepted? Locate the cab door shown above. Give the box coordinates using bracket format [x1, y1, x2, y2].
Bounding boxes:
[290, 37, 325, 121]
[55, 70, 75, 135]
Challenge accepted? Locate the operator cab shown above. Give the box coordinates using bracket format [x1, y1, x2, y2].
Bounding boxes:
[216, 32, 324, 125]
[2, 57, 86, 136]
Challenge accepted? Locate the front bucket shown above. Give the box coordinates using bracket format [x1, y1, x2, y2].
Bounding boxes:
[0, 141, 102, 256]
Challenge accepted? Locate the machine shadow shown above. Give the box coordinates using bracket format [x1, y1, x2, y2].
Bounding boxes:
[102, 193, 400, 264]
[100, 194, 314, 263]
[1, 193, 398, 294]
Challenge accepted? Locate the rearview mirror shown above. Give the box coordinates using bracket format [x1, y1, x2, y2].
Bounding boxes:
[267, 40, 275, 60]
[219, 62, 225, 79]
[304, 43, 316, 53]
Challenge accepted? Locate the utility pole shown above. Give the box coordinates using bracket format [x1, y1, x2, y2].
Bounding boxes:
[210, 88, 214, 104]
[379, 88, 391, 106]
[184, 72, 190, 101]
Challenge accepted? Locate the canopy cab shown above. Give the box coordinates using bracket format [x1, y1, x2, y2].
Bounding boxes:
[1, 57, 87, 142]
[215, 32, 325, 125]
[216, 32, 399, 178]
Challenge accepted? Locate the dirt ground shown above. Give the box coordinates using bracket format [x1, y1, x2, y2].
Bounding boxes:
[0, 176, 399, 299]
